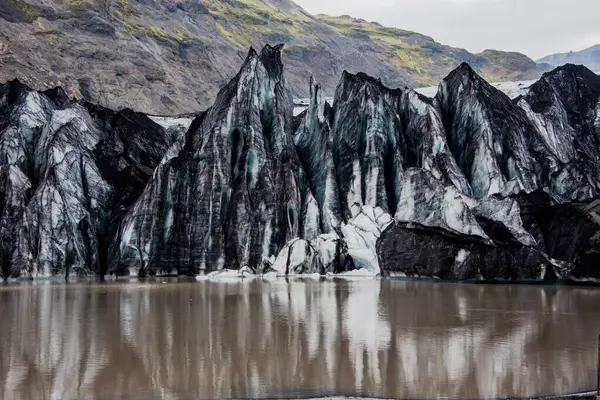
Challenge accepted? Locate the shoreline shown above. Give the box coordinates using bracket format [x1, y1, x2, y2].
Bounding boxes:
[2, 273, 600, 288]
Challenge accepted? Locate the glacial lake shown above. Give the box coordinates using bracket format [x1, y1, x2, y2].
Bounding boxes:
[0, 278, 599, 400]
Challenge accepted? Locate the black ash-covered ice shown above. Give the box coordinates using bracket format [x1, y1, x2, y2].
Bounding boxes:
[1, 45, 600, 281]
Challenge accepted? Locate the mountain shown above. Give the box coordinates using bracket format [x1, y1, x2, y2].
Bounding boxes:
[0, 0, 549, 115]
[538, 45, 600, 72]
[1, 44, 600, 281]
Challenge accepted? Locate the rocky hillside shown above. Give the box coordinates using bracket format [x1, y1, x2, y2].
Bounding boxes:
[538, 44, 600, 72]
[0, 0, 549, 114]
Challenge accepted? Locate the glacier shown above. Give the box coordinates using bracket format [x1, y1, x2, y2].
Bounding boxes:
[1, 47, 600, 281]
[0, 81, 170, 278]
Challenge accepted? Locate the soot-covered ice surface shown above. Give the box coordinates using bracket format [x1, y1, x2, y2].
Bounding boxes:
[1, 46, 600, 281]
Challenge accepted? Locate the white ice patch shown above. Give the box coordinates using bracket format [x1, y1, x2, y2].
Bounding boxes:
[261, 271, 279, 280]
[454, 249, 470, 266]
[239, 266, 255, 277]
[442, 189, 488, 239]
[471, 119, 506, 198]
[323, 171, 341, 230]
[205, 268, 256, 280]
[8, 165, 31, 189]
[149, 116, 194, 132]
[472, 196, 537, 247]
[0, 127, 27, 166]
[272, 239, 305, 275]
[159, 138, 185, 166]
[303, 194, 321, 241]
[260, 207, 274, 266]
[328, 268, 377, 279]
[416, 78, 537, 100]
[395, 169, 489, 241]
[365, 164, 380, 208]
[347, 159, 363, 217]
[594, 100, 600, 130]
[312, 233, 340, 270]
[341, 205, 393, 275]
[395, 168, 538, 249]
[517, 96, 576, 164]
[271, 205, 391, 277]
[49, 108, 92, 142]
[18, 92, 48, 142]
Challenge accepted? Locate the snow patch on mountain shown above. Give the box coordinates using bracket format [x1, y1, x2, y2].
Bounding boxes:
[416, 78, 538, 100]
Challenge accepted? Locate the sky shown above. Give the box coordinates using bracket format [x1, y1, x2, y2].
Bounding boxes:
[293, 0, 600, 60]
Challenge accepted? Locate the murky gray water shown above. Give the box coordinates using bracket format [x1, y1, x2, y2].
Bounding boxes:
[0, 278, 599, 400]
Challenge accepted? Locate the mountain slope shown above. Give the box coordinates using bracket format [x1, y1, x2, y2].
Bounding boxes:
[0, 0, 548, 114]
[538, 44, 600, 72]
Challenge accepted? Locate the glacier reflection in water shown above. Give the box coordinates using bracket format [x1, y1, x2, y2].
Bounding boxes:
[0, 279, 599, 400]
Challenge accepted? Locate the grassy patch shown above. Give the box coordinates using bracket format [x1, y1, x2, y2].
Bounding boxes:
[216, 22, 244, 47]
[20, 2, 38, 20]
[148, 25, 165, 38]
[65, 0, 86, 7]
[315, 14, 441, 85]
[1, 0, 40, 23]
[199, 0, 312, 42]
[170, 21, 198, 42]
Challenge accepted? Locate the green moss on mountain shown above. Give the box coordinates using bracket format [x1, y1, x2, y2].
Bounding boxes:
[0, 0, 549, 114]
[1, 0, 41, 23]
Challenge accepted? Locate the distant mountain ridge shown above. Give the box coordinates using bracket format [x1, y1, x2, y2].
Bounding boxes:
[538, 44, 600, 72]
[0, 0, 549, 114]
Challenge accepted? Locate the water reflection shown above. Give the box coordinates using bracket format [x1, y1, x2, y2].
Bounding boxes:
[0, 279, 599, 400]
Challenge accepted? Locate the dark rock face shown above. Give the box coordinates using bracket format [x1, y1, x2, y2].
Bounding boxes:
[514, 191, 600, 280]
[377, 224, 551, 281]
[1, 44, 600, 281]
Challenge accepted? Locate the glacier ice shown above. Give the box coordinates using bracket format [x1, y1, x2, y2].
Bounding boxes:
[2, 50, 600, 281]
[0, 81, 171, 278]
[434, 63, 545, 198]
[379, 64, 600, 280]
[294, 78, 342, 234]
[517, 64, 600, 201]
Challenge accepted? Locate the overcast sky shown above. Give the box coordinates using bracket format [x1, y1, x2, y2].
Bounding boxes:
[293, 0, 600, 60]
